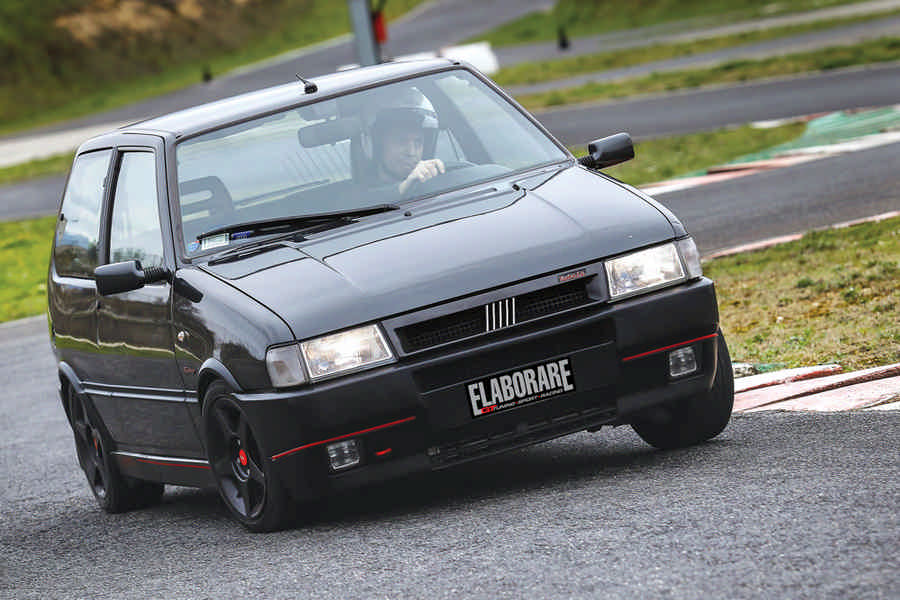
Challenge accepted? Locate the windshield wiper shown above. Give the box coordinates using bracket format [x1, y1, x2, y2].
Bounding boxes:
[196, 204, 400, 241]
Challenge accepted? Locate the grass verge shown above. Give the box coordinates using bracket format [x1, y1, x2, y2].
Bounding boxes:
[0, 216, 55, 322]
[472, 0, 872, 47]
[0, 153, 74, 187]
[709, 215, 900, 370]
[0, 0, 422, 136]
[518, 37, 900, 109]
[493, 10, 900, 87]
[583, 122, 807, 186]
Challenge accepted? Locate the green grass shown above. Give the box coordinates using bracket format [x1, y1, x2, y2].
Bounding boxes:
[492, 10, 900, 87]
[708, 215, 900, 370]
[472, 0, 872, 47]
[0, 153, 74, 186]
[0, 0, 423, 136]
[593, 122, 807, 186]
[518, 37, 900, 109]
[0, 216, 55, 322]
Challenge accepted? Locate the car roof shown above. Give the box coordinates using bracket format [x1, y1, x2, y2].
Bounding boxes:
[114, 58, 460, 141]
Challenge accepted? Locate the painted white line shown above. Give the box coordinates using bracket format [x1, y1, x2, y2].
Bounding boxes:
[641, 170, 761, 195]
[831, 210, 900, 228]
[704, 210, 900, 259]
[751, 115, 812, 128]
[780, 130, 900, 156]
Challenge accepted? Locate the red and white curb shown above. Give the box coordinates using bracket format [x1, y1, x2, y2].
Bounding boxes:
[640, 155, 822, 196]
[733, 363, 900, 413]
[640, 129, 900, 198]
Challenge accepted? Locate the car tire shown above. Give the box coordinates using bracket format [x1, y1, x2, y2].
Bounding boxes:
[630, 330, 734, 450]
[66, 386, 164, 513]
[202, 380, 292, 532]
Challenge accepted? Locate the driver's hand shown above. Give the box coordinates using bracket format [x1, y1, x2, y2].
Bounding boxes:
[399, 159, 445, 194]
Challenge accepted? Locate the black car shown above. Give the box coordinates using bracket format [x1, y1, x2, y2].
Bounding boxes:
[48, 59, 733, 531]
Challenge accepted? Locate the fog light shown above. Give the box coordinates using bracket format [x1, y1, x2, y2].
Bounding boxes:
[326, 439, 361, 471]
[669, 347, 698, 378]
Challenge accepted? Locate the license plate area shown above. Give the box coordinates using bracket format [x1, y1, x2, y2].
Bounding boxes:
[466, 357, 575, 418]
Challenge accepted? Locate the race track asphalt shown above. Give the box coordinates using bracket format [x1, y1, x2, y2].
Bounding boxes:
[536, 62, 900, 146]
[2, 6, 898, 596]
[2, 315, 897, 600]
[2, 136, 899, 600]
[652, 138, 900, 255]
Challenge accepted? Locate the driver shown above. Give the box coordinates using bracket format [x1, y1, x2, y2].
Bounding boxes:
[369, 89, 444, 194]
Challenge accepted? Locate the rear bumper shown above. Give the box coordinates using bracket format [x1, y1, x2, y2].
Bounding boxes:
[235, 278, 720, 501]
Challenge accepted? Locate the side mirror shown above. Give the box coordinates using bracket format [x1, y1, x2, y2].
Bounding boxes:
[94, 260, 170, 296]
[578, 132, 634, 170]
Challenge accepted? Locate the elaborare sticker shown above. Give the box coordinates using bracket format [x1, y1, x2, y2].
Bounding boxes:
[200, 233, 229, 251]
[467, 357, 575, 418]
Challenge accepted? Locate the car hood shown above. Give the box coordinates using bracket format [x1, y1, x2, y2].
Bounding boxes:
[200, 165, 676, 341]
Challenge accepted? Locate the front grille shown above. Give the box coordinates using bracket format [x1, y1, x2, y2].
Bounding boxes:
[516, 281, 589, 321]
[396, 278, 594, 353]
[400, 306, 484, 353]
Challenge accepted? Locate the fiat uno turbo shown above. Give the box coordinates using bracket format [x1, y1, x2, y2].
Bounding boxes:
[48, 59, 733, 531]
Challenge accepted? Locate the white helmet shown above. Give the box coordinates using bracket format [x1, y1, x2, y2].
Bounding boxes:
[363, 87, 438, 160]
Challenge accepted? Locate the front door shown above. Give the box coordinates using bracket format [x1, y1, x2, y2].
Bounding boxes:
[96, 147, 201, 455]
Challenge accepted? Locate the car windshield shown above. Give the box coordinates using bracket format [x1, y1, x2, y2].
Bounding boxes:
[175, 69, 567, 254]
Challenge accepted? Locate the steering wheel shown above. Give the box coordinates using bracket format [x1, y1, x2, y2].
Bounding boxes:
[402, 161, 514, 198]
[401, 160, 477, 197]
[443, 159, 478, 172]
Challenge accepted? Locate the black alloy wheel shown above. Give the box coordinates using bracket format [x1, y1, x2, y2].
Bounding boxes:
[203, 381, 291, 532]
[630, 330, 735, 450]
[67, 386, 163, 512]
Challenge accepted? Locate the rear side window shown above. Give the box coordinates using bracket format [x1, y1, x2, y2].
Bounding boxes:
[54, 150, 112, 278]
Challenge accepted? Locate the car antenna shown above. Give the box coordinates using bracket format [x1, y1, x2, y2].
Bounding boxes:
[295, 73, 318, 94]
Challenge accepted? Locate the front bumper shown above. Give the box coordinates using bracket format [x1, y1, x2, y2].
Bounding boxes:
[236, 278, 720, 501]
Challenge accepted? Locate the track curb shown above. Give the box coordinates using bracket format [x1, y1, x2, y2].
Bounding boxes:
[734, 363, 900, 413]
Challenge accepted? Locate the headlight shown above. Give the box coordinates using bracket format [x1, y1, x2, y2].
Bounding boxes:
[301, 325, 394, 380]
[605, 242, 686, 300]
[266, 344, 307, 388]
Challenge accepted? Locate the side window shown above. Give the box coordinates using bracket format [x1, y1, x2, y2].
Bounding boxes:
[109, 152, 165, 269]
[54, 150, 112, 277]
